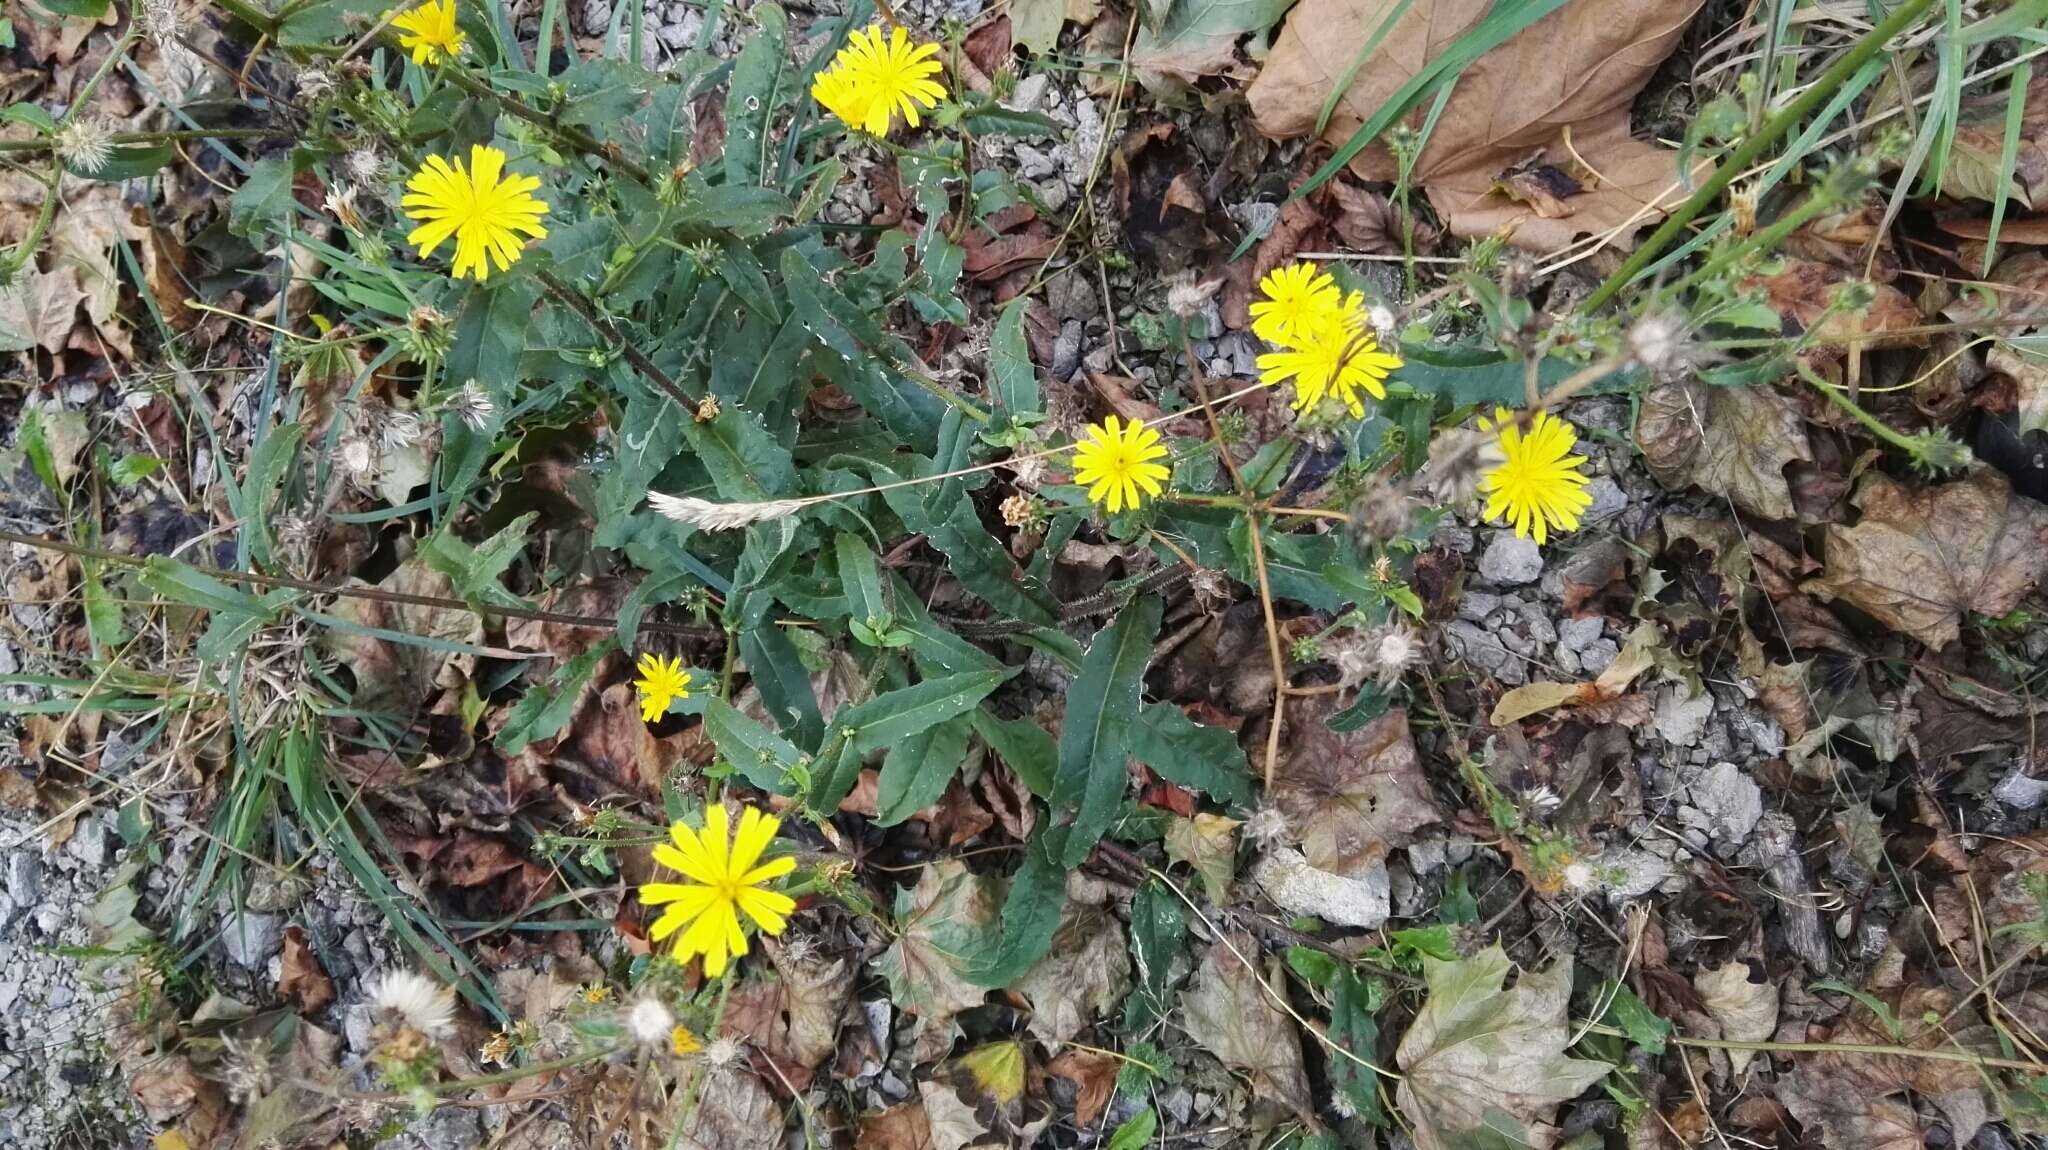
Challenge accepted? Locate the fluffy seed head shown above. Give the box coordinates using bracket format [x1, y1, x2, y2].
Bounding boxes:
[628, 998, 675, 1044]
[368, 969, 458, 1039]
[54, 117, 115, 175]
[648, 493, 810, 531]
[446, 380, 496, 431]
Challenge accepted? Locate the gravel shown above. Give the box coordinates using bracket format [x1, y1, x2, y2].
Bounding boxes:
[1477, 534, 1544, 585]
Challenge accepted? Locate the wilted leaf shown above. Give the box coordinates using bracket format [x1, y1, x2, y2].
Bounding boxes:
[1693, 962, 1777, 1078]
[875, 859, 999, 1021]
[679, 1070, 783, 1150]
[1774, 985, 2001, 1149]
[1945, 72, 2048, 208]
[768, 944, 852, 1070]
[1163, 812, 1239, 903]
[1742, 259, 1925, 350]
[1810, 470, 2048, 649]
[1047, 1049, 1120, 1127]
[1395, 945, 1613, 1150]
[0, 264, 88, 355]
[1179, 934, 1315, 1123]
[1490, 624, 1657, 725]
[1248, 0, 1704, 251]
[1130, 0, 1294, 85]
[278, 926, 335, 1014]
[1269, 700, 1439, 877]
[1636, 380, 1814, 521]
[920, 1041, 1053, 1150]
[1776, 1070, 1923, 1150]
[1014, 900, 1131, 1042]
[859, 1103, 937, 1150]
[322, 559, 484, 712]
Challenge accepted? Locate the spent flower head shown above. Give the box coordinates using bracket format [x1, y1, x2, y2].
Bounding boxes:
[627, 998, 675, 1045]
[1071, 415, 1171, 514]
[445, 380, 497, 431]
[54, 117, 116, 175]
[641, 804, 797, 977]
[1477, 407, 1592, 545]
[367, 969, 457, 1039]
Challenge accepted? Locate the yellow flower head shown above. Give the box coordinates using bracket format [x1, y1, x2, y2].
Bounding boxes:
[401, 144, 550, 282]
[1478, 407, 1592, 545]
[670, 1025, 703, 1055]
[810, 24, 947, 136]
[641, 805, 798, 977]
[1255, 318, 1402, 417]
[392, 0, 464, 65]
[633, 653, 692, 723]
[1072, 415, 1171, 514]
[1250, 262, 1346, 345]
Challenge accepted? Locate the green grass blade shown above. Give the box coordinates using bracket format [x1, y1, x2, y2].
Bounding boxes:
[1313, 0, 1413, 136]
[1985, 58, 2033, 276]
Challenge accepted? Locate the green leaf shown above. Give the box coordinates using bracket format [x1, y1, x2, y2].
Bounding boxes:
[277, 0, 382, 44]
[1, 104, 55, 133]
[812, 668, 1015, 812]
[970, 709, 1056, 798]
[959, 103, 1062, 138]
[1126, 703, 1249, 805]
[991, 297, 1041, 420]
[557, 59, 651, 132]
[701, 696, 806, 793]
[875, 714, 973, 826]
[1599, 981, 1671, 1055]
[33, 0, 108, 16]
[420, 512, 535, 608]
[1121, 878, 1186, 1030]
[721, 3, 787, 186]
[1395, 343, 1636, 406]
[1106, 1110, 1158, 1150]
[496, 644, 609, 755]
[1052, 596, 1162, 865]
[834, 532, 892, 640]
[741, 624, 823, 749]
[107, 453, 162, 486]
[965, 825, 1068, 986]
[1327, 969, 1385, 1123]
[140, 556, 281, 619]
[234, 424, 305, 568]
[679, 404, 793, 501]
[82, 562, 127, 650]
[229, 156, 296, 239]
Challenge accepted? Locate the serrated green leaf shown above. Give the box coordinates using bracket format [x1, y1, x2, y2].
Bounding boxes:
[1052, 596, 1162, 865]
[1106, 1110, 1158, 1150]
[680, 405, 794, 502]
[834, 532, 891, 640]
[811, 668, 1014, 811]
[421, 512, 535, 609]
[496, 644, 609, 754]
[228, 156, 295, 238]
[1599, 981, 1671, 1055]
[1126, 702, 1249, 805]
[991, 297, 1041, 420]
[722, 4, 787, 186]
[1121, 878, 1186, 1030]
[701, 695, 805, 793]
[965, 824, 1068, 986]
[876, 714, 973, 826]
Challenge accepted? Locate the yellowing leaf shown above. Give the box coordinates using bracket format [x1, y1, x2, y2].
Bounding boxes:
[1395, 945, 1612, 1150]
[956, 1040, 1028, 1104]
[1489, 624, 1658, 726]
[1163, 812, 1239, 903]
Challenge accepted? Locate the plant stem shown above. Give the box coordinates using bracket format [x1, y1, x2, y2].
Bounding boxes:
[398, 39, 653, 185]
[0, 128, 297, 153]
[534, 270, 700, 410]
[1797, 364, 1924, 455]
[1580, 0, 1936, 312]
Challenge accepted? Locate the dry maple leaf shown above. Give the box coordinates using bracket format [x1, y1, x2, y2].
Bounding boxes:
[1014, 901, 1132, 1042]
[1636, 379, 1815, 521]
[1741, 259, 1925, 351]
[874, 859, 1000, 1021]
[1268, 700, 1440, 876]
[1809, 469, 2048, 649]
[1394, 946, 1613, 1150]
[1692, 961, 1776, 1078]
[1247, 0, 1703, 251]
[1179, 934, 1316, 1124]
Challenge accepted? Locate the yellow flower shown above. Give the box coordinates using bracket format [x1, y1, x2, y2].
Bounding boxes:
[641, 805, 798, 977]
[580, 985, 612, 1004]
[1250, 262, 1346, 344]
[392, 0, 464, 65]
[810, 24, 947, 136]
[1478, 407, 1592, 545]
[1255, 318, 1403, 417]
[1072, 415, 1171, 514]
[633, 653, 692, 723]
[400, 144, 550, 282]
[671, 1025, 703, 1055]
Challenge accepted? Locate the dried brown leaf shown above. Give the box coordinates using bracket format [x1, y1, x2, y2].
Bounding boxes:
[1014, 901, 1131, 1042]
[1269, 700, 1439, 876]
[1047, 1049, 1120, 1127]
[278, 925, 335, 1014]
[1692, 962, 1776, 1078]
[1810, 470, 2048, 649]
[858, 1103, 937, 1150]
[1179, 934, 1315, 1124]
[1248, 0, 1702, 251]
[1743, 259, 1925, 350]
[1636, 380, 1814, 521]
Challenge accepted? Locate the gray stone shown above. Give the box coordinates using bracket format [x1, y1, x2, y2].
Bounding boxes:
[1007, 72, 1050, 112]
[1654, 685, 1715, 747]
[1051, 319, 1083, 381]
[219, 911, 282, 968]
[1558, 616, 1605, 652]
[1581, 476, 1627, 523]
[1252, 849, 1389, 928]
[1454, 590, 1501, 622]
[1443, 620, 1526, 684]
[1515, 602, 1557, 645]
[1552, 643, 1582, 676]
[1578, 638, 1620, 675]
[1478, 534, 1543, 585]
[1688, 762, 1763, 846]
[1994, 771, 2048, 810]
[1595, 848, 1674, 901]
[393, 1107, 483, 1150]
[5, 853, 38, 908]
[64, 818, 107, 868]
[1432, 524, 1475, 554]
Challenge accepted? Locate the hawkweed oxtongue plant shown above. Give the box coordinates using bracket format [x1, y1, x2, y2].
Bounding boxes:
[51, 0, 1628, 1016]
